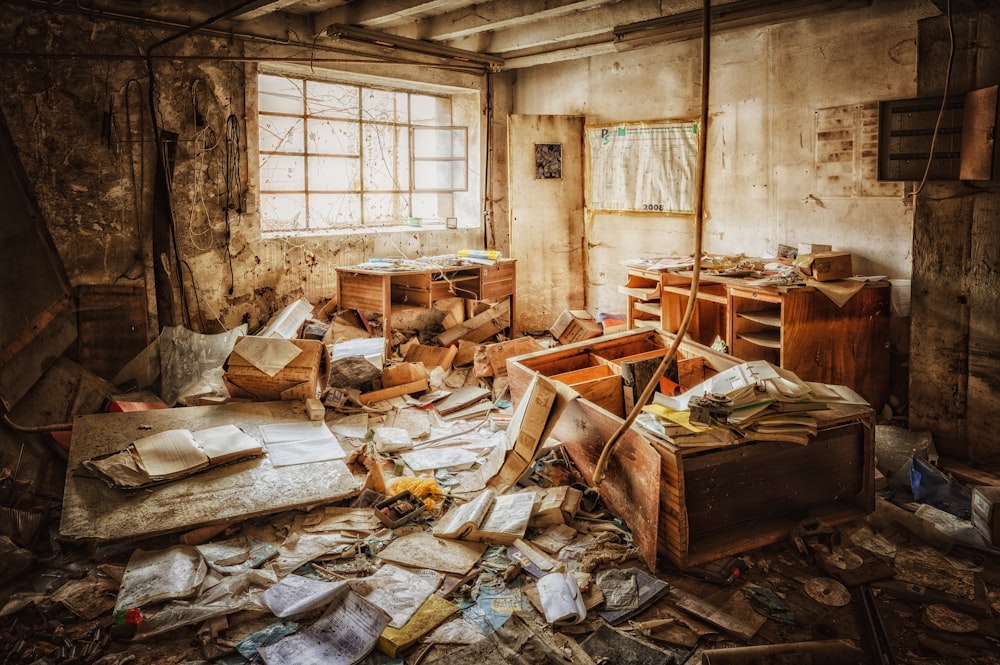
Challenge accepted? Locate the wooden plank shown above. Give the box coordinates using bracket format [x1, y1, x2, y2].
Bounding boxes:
[60, 400, 364, 543]
[550, 397, 661, 572]
[435, 299, 510, 346]
[404, 343, 459, 371]
[486, 336, 543, 377]
[381, 362, 429, 388]
[568, 375, 624, 418]
[360, 378, 429, 404]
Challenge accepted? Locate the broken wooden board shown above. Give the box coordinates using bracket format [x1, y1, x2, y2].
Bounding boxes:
[381, 362, 429, 388]
[435, 299, 510, 347]
[60, 400, 364, 543]
[485, 336, 543, 377]
[360, 379, 429, 405]
[403, 343, 458, 371]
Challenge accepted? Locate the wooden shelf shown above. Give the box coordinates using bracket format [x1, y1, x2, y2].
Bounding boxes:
[737, 330, 781, 348]
[736, 310, 781, 327]
[662, 285, 728, 304]
[634, 301, 661, 316]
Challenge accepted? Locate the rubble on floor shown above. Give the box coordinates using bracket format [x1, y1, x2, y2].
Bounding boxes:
[2, 298, 999, 664]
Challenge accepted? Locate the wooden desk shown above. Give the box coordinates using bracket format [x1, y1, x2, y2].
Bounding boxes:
[621, 267, 891, 408]
[60, 401, 364, 543]
[336, 259, 516, 343]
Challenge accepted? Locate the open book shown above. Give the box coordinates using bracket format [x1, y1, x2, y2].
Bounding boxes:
[433, 489, 536, 546]
[81, 424, 264, 489]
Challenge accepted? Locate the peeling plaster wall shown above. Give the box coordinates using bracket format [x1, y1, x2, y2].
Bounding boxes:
[511, 0, 935, 318]
[0, 5, 493, 340]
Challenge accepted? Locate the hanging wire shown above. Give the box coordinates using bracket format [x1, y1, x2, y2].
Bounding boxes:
[223, 113, 241, 293]
[906, 0, 954, 203]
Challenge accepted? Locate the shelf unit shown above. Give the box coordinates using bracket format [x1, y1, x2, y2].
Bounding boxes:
[621, 268, 727, 346]
[621, 267, 892, 409]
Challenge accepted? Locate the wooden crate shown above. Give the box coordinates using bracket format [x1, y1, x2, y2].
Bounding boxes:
[506, 327, 875, 571]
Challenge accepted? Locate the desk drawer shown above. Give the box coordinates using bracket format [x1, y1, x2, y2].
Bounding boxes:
[481, 260, 515, 285]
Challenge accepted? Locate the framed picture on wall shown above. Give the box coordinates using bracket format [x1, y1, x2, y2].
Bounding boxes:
[535, 143, 562, 179]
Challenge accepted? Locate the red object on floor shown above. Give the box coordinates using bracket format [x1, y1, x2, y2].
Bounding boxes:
[49, 430, 73, 454]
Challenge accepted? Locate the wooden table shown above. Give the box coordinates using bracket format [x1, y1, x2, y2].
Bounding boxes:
[60, 400, 364, 543]
[336, 259, 516, 344]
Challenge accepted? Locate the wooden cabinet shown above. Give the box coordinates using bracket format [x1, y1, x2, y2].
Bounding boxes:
[622, 267, 892, 409]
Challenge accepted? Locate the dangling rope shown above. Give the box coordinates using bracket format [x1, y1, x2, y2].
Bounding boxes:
[592, 0, 712, 487]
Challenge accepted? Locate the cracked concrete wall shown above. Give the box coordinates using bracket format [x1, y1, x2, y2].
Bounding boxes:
[0, 4, 492, 341]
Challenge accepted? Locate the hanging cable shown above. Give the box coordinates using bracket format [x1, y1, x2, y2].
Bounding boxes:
[906, 0, 954, 203]
[223, 113, 241, 294]
[592, 0, 711, 487]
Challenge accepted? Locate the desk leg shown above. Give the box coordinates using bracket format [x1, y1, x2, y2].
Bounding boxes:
[380, 275, 392, 345]
[508, 292, 516, 337]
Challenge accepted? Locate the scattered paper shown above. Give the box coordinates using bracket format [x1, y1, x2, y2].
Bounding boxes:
[114, 545, 208, 613]
[401, 447, 480, 472]
[264, 574, 350, 618]
[350, 564, 442, 628]
[378, 532, 487, 575]
[259, 588, 389, 665]
[196, 536, 278, 575]
[234, 336, 303, 377]
[537, 571, 587, 625]
[259, 421, 347, 466]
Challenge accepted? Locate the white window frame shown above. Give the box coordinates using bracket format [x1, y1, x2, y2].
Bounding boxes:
[255, 64, 481, 235]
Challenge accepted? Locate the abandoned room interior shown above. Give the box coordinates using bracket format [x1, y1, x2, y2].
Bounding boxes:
[1, 0, 999, 662]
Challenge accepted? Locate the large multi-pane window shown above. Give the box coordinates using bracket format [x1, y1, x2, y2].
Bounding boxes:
[257, 71, 468, 232]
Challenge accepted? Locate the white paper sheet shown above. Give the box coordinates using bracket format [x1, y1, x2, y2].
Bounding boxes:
[537, 571, 587, 625]
[234, 336, 303, 377]
[350, 564, 442, 628]
[263, 574, 350, 618]
[259, 589, 389, 665]
[401, 447, 479, 472]
[259, 421, 347, 466]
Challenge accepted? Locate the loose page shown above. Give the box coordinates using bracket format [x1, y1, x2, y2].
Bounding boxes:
[192, 424, 263, 464]
[263, 574, 350, 618]
[350, 564, 442, 628]
[259, 589, 389, 665]
[259, 421, 347, 466]
[131, 429, 209, 479]
[233, 336, 303, 377]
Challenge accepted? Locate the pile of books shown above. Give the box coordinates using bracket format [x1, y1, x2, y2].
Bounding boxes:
[637, 360, 868, 448]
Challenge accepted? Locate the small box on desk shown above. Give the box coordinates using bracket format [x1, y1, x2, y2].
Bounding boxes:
[800, 251, 853, 281]
[971, 486, 1000, 545]
[550, 309, 604, 345]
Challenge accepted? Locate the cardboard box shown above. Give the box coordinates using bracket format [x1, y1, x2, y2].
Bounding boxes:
[223, 338, 326, 401]
[798, 243, 832, 256]
[550, 309, 604, 345]
[799, 251, 853, 281]
[971, 486, 1000, 545]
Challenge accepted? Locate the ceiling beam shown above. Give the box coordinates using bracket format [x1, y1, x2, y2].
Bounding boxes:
[314, 0, 468, 32]
[445, 0, 661, 55]
[223, 0, 314, 23]
[401, 0, 613, 42]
